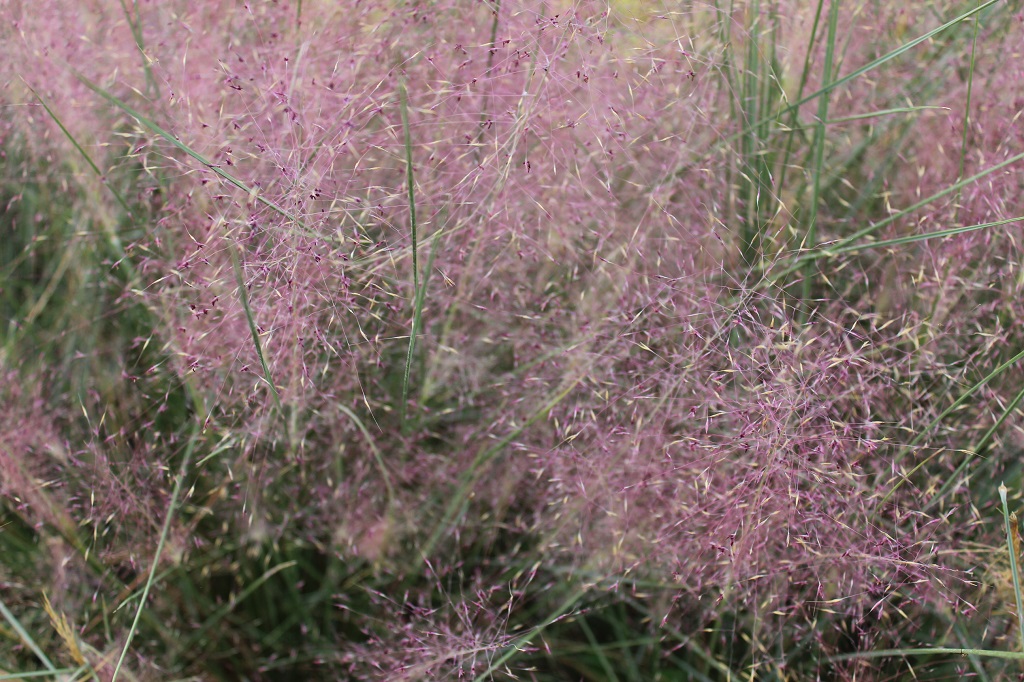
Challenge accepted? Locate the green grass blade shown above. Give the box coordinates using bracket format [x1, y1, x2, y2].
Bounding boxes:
[419, 368, 587, 561]
[399, 79, 421, 431]
[749, 0, 997, 152]
[880, 345, 1024, 505]
[0, 671, 80, 681]
[73, 72, 307, 232]
[773, 0, 824, 201]
[473, 589, 586, 682]
[230, 244, 287, 435]
[25, 82, 134, 223]
[111, 428, 199, 682]
[337, 403, 395, 506]
[0, 599, 57, 672]
[579, 616, 621, 682]
[800, 0, 839, 309]
[1000, 483, 1024, 653]
[924, 380, 1024, 512]
[829, 646, 1024, 662]
[906, 346, 1024, 451]
[822, 215, 1024, 256]
[956, 2, 981, 215]
[954, 621, 992, 682]
[658, 0, 1001, 190]
[826, 105, 947, 124]
[180, 560, 297, 652]
[768, 149, 1024, 283]
[117, 0, 159, 99]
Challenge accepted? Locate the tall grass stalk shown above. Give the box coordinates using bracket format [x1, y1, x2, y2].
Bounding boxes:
[399, 78, 421, 431]
[799, 0, 839, 311]
[230, 245, 287, 438]
[1000, 483, 1024, 654]
[955, 2, 981, 215]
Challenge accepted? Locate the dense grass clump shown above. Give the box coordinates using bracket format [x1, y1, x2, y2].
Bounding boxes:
[2, 0, 1024, 679]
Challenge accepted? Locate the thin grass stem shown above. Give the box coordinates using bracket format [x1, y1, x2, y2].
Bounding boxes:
[399, 79, 421, 431]
[1000, 483, 1024, 654]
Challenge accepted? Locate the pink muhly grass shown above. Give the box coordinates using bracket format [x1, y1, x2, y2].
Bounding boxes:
[1, 0, 1023, 678]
